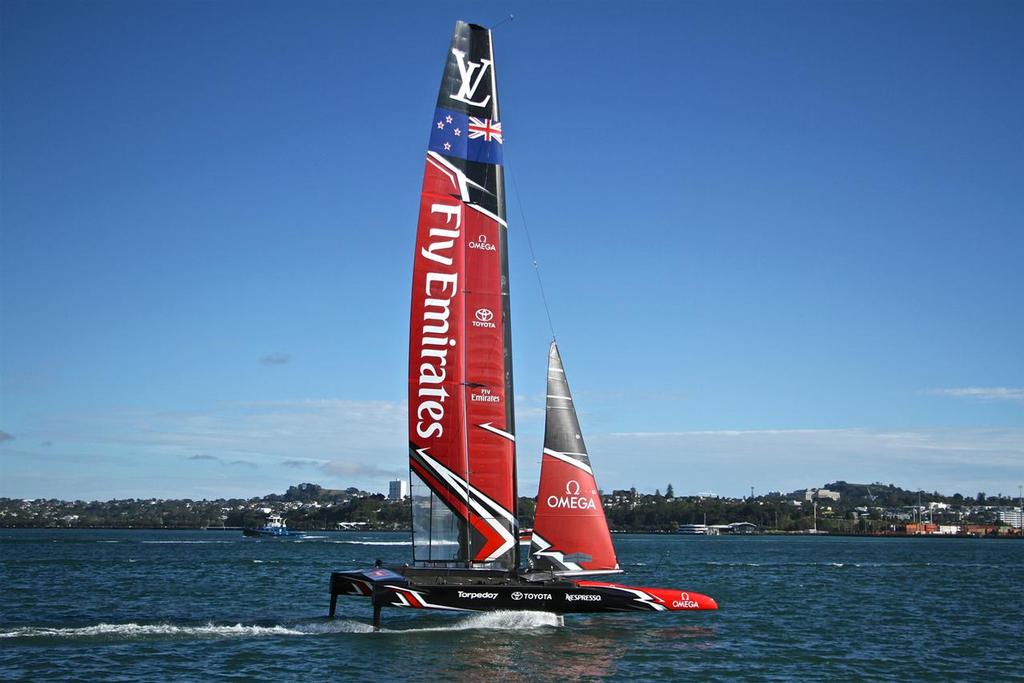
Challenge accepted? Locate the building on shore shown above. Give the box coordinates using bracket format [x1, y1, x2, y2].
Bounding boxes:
[996, 508, 1022, 528]
[804, 488, 841, 502]
[603, 488, 640, 507]
[388, 479, 407, 501]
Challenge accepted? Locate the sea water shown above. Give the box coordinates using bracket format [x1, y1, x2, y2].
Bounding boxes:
[1, 530, 1021, 680]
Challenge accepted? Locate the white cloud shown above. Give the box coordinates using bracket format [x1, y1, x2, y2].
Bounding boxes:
[320, 459, 405, 479]
[227, 460, 258, 469]
[10, 398, 1024, 501]
[929, 387, 1024, 403]
[592, 427, 1024, 497]
[14, 399, 407, 494]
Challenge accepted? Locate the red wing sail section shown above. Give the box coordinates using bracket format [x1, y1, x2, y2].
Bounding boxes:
[409, 22, 516, 570]
[530, 343, 619, 574]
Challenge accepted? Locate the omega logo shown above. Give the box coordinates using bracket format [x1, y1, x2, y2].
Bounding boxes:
[672, 591, 700, 609]
[547, 479, 596, 510]
[468, 234, 497, 252]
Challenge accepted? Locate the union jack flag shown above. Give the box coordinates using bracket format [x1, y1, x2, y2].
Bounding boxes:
[428, 108, 503, 165]
[468, 117, 503, 144]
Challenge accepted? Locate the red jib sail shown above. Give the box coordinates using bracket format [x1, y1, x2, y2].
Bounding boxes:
[408, 21, 517, 570]
[529, 342, 620, 575]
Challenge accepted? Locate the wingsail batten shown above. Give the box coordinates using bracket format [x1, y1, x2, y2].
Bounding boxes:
[529, 343, 620, 574]
[409, 21, 516, 570]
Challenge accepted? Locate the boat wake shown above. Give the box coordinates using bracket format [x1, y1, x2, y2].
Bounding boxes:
[330, 540, 411, 546]
[140, 540, 235, 545]
[0, 620, 375, 641]
[0, 612, 560, 641]
[387, 611, 563, 633]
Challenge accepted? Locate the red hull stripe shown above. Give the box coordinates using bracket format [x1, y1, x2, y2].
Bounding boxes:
[575, 581, 719, 611]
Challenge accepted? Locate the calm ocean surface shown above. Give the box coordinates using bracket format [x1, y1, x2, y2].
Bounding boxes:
[1, 530, 1021, 681]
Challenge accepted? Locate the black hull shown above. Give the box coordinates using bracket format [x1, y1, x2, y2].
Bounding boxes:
[329, 566, 717, 626]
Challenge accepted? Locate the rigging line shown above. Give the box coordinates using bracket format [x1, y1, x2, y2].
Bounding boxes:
[507, 162, 557, 342]
[490, 14, 515, 30]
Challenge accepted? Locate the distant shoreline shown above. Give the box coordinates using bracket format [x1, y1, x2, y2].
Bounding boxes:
[4, 481, 1020, 537]
[2, 526, 1019, 539]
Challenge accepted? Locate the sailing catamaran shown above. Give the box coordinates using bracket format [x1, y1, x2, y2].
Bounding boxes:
[329, 20, 717, 629]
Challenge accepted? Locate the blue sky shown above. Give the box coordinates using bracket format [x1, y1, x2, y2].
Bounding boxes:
[2, 0, 1022, 501]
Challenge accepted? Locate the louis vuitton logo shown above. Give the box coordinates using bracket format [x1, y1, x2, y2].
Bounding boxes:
[449, 48, 492, 108]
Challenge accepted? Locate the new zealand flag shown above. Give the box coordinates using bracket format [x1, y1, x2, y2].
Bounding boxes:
[428, 107, 504, 165]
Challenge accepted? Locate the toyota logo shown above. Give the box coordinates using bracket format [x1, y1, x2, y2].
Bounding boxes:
[511, 591, 523, 601]
[566, 480, 581, 495]
[475, 308, 494, 323]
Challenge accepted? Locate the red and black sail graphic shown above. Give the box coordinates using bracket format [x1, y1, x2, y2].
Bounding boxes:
[529, 343, 619, 574]
[409, 21, 517, 569]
